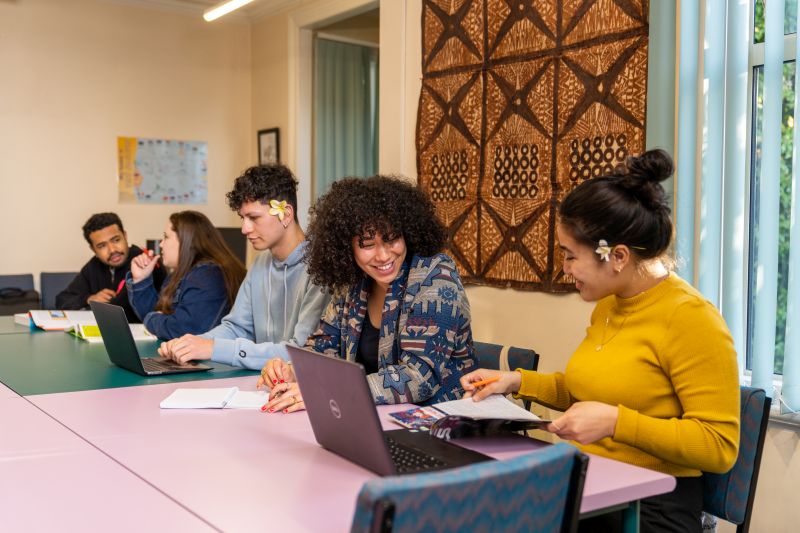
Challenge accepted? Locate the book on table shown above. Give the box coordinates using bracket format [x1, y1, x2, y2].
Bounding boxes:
[389, 394, 551, 440]
[29, 310, 95, 331]
[160, 387, 269, 409]
[27, 310, 156, 342]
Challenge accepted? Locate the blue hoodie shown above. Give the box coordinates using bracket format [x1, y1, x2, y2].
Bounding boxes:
[201, 241, 329, 369]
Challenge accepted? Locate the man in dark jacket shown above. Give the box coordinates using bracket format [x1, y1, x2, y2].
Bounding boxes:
[56, 213, 165, 322]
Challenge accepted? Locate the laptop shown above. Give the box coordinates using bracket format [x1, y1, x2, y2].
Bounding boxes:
[287, 345, 493, 476]
[90, 301, 212, 376]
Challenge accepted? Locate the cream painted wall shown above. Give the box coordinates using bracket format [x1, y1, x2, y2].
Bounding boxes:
[0, 0, 252, 284]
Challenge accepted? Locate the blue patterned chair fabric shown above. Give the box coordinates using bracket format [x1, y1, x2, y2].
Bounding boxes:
[473, 341, 539, 410]
[350, 442, 587, 533]
[702, 386, 771, 532]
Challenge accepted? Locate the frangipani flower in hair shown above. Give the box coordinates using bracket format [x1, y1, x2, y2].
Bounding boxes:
[595, 239, 612, 262]
[269, 200, 288, 221]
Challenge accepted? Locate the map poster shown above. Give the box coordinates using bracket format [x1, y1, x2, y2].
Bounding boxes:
[117, 137, 208, 204]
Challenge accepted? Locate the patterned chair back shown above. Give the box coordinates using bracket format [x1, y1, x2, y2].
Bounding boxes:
[473, 341, 539, 409]
[702, 386, 771, 533]
[350, 442, 588, 533]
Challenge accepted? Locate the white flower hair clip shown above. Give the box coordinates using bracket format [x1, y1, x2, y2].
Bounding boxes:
[595, 239, 612, 262]
[268, 199, 288, 221]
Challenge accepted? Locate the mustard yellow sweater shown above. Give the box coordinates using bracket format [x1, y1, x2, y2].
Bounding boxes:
[517, 273, 740, 476]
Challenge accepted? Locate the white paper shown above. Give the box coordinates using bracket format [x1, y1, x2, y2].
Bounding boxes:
[433, 394, 543, 421]
[160, 387, 239, 409]
[226, 390, 269, 410]
[129, 323, 156, 341]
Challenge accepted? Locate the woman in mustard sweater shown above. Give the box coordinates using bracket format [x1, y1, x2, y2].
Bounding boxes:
[460, 149, 740, 533]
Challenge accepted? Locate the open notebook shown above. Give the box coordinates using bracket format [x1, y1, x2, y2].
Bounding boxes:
[160, 387, 268, 409]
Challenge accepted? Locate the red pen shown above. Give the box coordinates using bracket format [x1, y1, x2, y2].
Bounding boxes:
[115, 279, 126, 295]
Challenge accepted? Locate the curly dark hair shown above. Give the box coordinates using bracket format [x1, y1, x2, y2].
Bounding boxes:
[226, 164, 299, 222]
[82, 212, 124, 244]
[305, 175, 446, 290]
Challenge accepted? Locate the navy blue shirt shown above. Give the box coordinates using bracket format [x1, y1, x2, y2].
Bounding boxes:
[127, 263, 230, 340]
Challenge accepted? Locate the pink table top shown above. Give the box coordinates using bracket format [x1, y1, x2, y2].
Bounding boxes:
[0, 396, 215, 531]
[0, 381, 18, 397]
[28, 377, 675, 532]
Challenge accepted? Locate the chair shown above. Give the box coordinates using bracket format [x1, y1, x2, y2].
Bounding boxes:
[474, 341, 539, 409]
[40, 272, 78, 309]
[350, 442, 588, 533]
[216, 227, 248, 265]
[0, 274, 34, 291]
[702, 386, 771, 533]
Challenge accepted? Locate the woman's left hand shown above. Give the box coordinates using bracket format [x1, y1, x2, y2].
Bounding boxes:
[546, 401, 619, 445]
[261, 382, 305, 414]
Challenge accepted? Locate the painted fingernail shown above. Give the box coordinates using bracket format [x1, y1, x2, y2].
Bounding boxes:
[272, 379, 277, 384]
[260, 405, 267, 412]
[283, 409, 288, 413]
[280, 379, 285, 383]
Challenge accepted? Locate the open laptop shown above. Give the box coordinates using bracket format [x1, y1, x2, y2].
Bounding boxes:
[90, 301, 212, 376]
[287, 345, 493, 476]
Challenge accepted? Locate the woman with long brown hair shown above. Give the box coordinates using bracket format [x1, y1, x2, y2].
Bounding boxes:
[127, 210, 246, 340]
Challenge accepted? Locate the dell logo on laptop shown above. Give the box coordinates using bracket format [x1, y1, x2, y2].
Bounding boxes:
[329, 399, 341, 418]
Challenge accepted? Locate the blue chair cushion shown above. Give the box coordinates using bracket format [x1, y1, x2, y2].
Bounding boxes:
[350, 443, 581, 533]
[703, 387, 768, 524]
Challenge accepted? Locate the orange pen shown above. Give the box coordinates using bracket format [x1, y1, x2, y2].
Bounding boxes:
[470, 376, 500, 388]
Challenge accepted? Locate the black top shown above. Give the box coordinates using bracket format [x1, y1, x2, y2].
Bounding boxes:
[55, 244, 165, 323]
[356, 308, 381, 375]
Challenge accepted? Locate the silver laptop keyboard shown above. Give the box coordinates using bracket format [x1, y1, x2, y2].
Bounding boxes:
[142, 358, 180, 373]
[386, 436, 447, 473]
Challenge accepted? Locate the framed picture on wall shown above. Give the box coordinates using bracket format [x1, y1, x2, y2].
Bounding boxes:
[258, 128, 280, 165]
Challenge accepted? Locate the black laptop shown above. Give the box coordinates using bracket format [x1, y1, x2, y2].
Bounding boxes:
[287, 345, 492, 476]
[90, 301, 212, 376]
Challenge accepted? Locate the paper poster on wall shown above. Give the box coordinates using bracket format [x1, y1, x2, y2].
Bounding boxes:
[117, 137, 208, 204]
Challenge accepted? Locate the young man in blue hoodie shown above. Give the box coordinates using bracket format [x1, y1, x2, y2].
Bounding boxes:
[157, 164, 329, 370]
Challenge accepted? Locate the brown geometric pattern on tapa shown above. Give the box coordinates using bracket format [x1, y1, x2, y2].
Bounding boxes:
[417, 0, 648, 292]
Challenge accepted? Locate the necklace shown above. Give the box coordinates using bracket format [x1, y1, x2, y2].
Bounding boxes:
[595, 309, 629, 351]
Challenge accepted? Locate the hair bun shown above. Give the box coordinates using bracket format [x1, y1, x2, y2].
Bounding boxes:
[623, 148, 674, 183]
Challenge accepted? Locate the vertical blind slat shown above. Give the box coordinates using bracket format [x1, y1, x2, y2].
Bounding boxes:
[780, 4, 800, 412]
[676, 3, 702, 283]
[720, 0, 750, 375]
[751, 0, 786, 394]
[699, 0, 727, 307]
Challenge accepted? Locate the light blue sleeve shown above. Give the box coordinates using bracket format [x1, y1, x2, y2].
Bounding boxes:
[209, 337, 288, 370]
[204, 275, 329, 371]
[201, 266, 255, 342]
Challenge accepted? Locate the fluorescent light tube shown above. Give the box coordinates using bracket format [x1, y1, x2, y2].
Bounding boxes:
[203, 0, 254, 22]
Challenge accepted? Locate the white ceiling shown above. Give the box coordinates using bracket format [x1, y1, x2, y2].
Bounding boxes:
[106, 0, 303, 21]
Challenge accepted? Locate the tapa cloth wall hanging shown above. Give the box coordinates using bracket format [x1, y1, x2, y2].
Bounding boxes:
[417, 0, 648, 292]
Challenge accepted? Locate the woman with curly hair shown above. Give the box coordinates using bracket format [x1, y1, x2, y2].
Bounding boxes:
[127, 210, 246, 340]
[261, 175, 478, 413]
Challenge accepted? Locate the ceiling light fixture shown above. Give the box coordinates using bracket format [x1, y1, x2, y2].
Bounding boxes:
[203, 0, 255, 22]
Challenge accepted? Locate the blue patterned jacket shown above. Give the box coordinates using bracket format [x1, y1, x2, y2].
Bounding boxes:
[305, 253, 477, 405]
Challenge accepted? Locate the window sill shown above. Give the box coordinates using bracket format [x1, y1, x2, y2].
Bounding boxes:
[768, 411, 800, 431]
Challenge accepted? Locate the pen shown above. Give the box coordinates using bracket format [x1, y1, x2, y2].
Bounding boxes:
[470, 376, 500, 388]
[115, 279, 126, 295]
